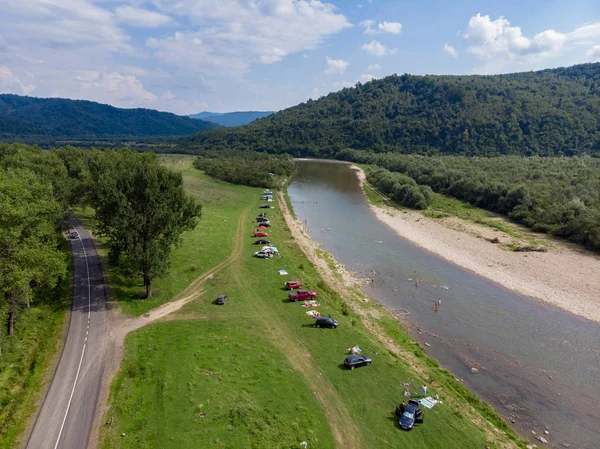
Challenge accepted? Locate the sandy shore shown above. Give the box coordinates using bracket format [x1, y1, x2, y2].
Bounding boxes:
[352, 166, 600, 325]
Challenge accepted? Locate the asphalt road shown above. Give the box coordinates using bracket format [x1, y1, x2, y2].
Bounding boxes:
[27, 219, 108, 449]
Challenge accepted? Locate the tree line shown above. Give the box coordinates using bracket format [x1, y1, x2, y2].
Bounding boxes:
[366, 167, 433, 210]
[193, 150, 296, 188]
[341, 149, 600, 250]
[0, 142, 200, 358]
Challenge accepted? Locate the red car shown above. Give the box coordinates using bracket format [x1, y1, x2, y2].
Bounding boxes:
[289, 290, 317, 302]
[254, 231, 268, 237]
[285, 281, 302, 290]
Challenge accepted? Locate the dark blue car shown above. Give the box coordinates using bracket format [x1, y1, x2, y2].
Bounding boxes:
[398, 400, 423, 430]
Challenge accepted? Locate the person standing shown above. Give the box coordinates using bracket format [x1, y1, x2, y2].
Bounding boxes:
[422, 384, 427, 397]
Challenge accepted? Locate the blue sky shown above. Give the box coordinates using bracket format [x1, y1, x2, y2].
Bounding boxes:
[1, 0, 599, 115]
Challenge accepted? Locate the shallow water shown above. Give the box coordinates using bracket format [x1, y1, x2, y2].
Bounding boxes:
[288, 160, 600, 449]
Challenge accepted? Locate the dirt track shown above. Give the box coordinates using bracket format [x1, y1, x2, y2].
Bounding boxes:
[87, 205, 252, 449]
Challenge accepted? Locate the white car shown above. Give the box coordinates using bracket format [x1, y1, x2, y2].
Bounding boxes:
[254, 251, 270, 258]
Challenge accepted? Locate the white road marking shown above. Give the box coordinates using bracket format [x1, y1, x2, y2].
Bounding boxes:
[53, 224, 92, 449]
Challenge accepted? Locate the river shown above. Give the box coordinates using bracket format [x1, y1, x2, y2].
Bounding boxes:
[288, 159, 600, 449]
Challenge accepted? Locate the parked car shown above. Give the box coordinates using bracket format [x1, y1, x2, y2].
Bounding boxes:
[289, 290, 317, 302]
[254, 251, 271, 258]
[215, 295, 228, 305]
[314, 316, 338, 328]
[259, 204, 271, 209]
[255, 239, 271, 245]
[258, 222, 271, 227]
[256, 217, 269, 223]
[398, 400, 424, 430]
[254, 231, 268, 237]
[344, 354, 372, 370]
[285, 281, 302, 290]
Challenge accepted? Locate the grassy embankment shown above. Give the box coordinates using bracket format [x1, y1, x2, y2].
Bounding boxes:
[98, 155, 527, 449]
[0, 242, 72, 449]
[356, 163, 551, 250]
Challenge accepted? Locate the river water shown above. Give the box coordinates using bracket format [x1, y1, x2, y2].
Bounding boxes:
[288, 160, 600, 449]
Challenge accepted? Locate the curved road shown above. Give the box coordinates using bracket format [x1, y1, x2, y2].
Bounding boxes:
[27, 219, 107, 449]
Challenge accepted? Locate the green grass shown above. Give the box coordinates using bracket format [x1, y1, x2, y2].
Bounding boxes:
[77, 155, 259, 316]
[99, 158, 527, 449]
[101, 321, 335, 449]
[362, 181, 388, 207]
[0, 241, 71, 449]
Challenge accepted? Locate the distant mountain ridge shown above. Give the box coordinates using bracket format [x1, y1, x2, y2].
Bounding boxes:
[185, 63, 600, 157]
[0, 94, 219, 141]
[189, 110, 275, 127]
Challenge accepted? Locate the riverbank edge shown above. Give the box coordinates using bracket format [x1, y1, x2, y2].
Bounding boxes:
[351, 164, 600, 325]
[279, 183, 529, 449]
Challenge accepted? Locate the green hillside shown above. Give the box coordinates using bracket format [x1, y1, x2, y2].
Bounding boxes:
[185, 63, 600, 157]
[0, 94, 219, 141]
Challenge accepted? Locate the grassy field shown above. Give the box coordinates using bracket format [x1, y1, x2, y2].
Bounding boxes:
[0, 243, 71, 449]
[99, 156, 526, 449]
[78, 155, 258, 316]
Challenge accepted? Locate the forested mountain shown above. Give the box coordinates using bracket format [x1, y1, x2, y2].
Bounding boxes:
[189, 110, 275, 127]
[185, 63, 600, 157]
[0, 94, 219, 140]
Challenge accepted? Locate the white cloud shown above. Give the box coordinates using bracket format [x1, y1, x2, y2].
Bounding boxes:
[332, 80, 354, 89]
[325, 56, 349, 74]
[361, 40, 397, 56]
[588, 44, 600, 60]
[146, 0, 351, 74]
[0, 0, 131, 53]
[0, 66, 36, 95]
[464, 13, 566, 60]
[360, 20, 402, 35]
[359, 73, 375, 83]
[378, 21, 402, 34]
[368, 63, 382, 71]
[567, 23, 600, 43]
[463, 14, 600, 73]
[70, 71, 156, 107]
[311, 87, 321, 99]
[360, 20, 376, 34]
[115, 6, 174, 28]
[443, 43, 458, 57]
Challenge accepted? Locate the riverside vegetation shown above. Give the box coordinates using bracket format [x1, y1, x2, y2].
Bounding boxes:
[98, 155, 527, 449]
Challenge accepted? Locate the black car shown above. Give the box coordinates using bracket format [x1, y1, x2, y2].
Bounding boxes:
[255, 239, 270, 245]
[256, 217, 269, 223]
[344, 354, 372, 370]
[314, 317, 338, 328]
[259, 204, 271, 209]
[215, 295, 228, 305]
[398, 400, 423, 430]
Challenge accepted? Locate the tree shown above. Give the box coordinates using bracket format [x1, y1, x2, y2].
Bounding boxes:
[0, 169, 66, 340]
[94, 151, 201, 297]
